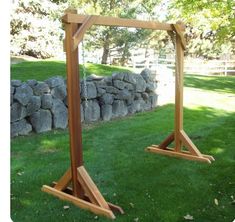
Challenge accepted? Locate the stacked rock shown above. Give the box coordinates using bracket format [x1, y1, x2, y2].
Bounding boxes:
[11, 77, 68, 137]
[10, 69, 158, 137]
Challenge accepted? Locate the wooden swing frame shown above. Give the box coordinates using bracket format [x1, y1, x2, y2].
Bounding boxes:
[42, 9, 214, 220]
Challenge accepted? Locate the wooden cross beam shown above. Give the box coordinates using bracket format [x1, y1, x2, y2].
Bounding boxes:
[42, 9, 214, 220]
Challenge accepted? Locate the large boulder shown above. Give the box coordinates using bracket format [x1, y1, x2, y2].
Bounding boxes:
[135, 74, 146, 92]
[10, 86, 15, 105]
[14, 83, 33, 105]
[139, 99, 147, 112]
[124, 82, 134, 91]
[149, 94, 158, 108]
[126, 94, 135, 106]
[140, 68, 154, 83]
[30, 109, 52, 133]
[11, 86, 15, 94]
[97, 87, 106, 96]
[81, 81, 97, 99]
[11, 119, 32, 137]
[128, 99, 146, 113]
[86, 74, 103, 81]
[105, 86, 120, 94]
[113, 80, 125, 90]
[83, 100, 100, 122]
[146, 82, 156, 93]
[123, 73, 136, 85]
[112, 100, 128, 117]
[26, 96, 41, 116]
[115, 89, 132, 101]
[101, 104, 112, 121]
[11, 102, 27, 122]
[128, 100, 140, 114]
[144, 100, 152, 111]
[80, 104, 84, 122]
[94, 79, 107, 89]
[112, 72, 125, 81]
[10, 94, 13, 105]
[51, 99, 68, 129]
[100, 93, 114, 105]
[33, 82, 50, 96]
[134, 93, 142, 100]
[41, 94, 53, 109]
[141, 92, 149, 101]
[26, 79, 37, 87]
[104, 76, 113, 86]
[11, 80, 22, 87]
[46, 76, 65, 88]
[51, 85, 67, 100]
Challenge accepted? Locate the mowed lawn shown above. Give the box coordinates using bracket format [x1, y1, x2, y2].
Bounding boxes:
[10, 60, 135, 81]
[11, 62, 235, 222]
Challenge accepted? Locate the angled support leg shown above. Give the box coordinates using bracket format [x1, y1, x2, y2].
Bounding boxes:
[42, 166, 124, 219]
[158, 132, 174, 149]
[54, 168, 72, 191]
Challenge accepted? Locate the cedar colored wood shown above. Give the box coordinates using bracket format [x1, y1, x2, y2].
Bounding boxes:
[42, 9, 215, 219]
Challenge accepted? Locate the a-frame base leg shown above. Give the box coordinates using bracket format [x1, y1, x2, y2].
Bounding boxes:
[145, 130, 214, 163]
[42, 166, 124, 219]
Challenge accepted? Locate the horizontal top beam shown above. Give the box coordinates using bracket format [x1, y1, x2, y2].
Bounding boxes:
[62, 13, 175, 31]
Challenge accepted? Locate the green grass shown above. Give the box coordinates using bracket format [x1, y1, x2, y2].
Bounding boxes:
[10, 60, 134, 81]
[185, 74, 235, 94]
[11, 60, 235, 95]
[11, 75, 235, 221]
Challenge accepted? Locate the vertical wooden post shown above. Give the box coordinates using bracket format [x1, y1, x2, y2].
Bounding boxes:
[174, 33, 184, 152]
[65, 16, 84, 198]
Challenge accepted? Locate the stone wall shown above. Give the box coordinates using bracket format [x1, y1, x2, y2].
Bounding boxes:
[11, 69, 158, 137]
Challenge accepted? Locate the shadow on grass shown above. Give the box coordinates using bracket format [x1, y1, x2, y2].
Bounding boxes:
[184, 74, 235, 94]
[11, 104, 235, 222]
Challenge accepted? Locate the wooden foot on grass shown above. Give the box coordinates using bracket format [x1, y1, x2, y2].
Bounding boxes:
[42, 166, 124, 219]
[146, 130, 214, 163]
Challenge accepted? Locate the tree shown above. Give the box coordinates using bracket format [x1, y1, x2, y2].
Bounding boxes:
[169, 0, 235, 58]
[71, 0, 141, 64]
[69, 0, 170, 64]
[10, 0, 66, 58]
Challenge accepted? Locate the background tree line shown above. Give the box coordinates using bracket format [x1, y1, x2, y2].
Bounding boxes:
[10, 0, 235, 63]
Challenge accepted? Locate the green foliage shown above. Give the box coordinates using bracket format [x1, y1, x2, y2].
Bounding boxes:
[10, 0, 234, 60]
[10, 0, 66, 58]
[170, 0, 235, 58]
[11, 76, 235, 221]
[70, 0, 170, 65]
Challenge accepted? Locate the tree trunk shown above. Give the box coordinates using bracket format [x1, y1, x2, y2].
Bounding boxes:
[101, 40, 109, 64]
[120, 42, 130, 66]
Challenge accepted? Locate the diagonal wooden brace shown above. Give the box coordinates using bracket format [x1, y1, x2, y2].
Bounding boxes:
[72, 15, 97, 51]
[42, 166, 124, 220]
[77, 166, 110, 210]
[172, 24, 186, 50]
[54, 168, 72, 191]
[158, 132, 174, 149]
